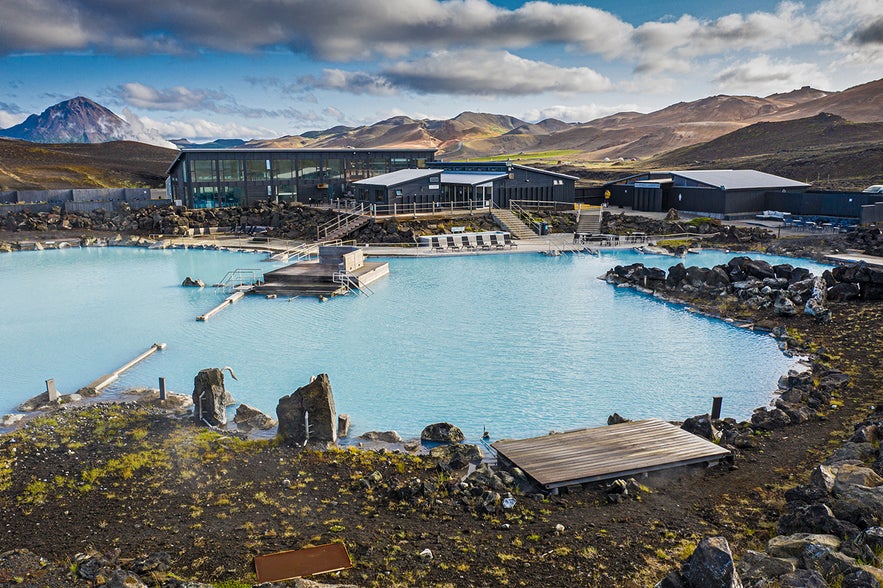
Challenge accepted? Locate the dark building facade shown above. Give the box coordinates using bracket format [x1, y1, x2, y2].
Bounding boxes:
[165, 148, 437, 208]
[352, 161, 577, 208]
[606, 170, 810, 218]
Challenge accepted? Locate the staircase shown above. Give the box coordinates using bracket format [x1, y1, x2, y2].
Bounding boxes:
[576, 208, 603, 235]
[491, 208, 537, 240]
[318, 207, 372, 241]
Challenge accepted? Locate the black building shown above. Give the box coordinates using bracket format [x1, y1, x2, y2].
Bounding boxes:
[606, 170, 809, 218]
[352, 161, 577, 208]
[165, 148, 437, 208]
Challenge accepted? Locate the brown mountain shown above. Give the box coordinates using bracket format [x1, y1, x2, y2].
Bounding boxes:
[0, 138, 178, 190]
[650, 113, 883, 190]
[249, 78, 881, 162]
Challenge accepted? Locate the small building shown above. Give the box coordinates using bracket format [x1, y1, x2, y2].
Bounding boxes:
[606, 170, 809, 218]
[353, 161, 577, 208]
[165, 148, 437, 209]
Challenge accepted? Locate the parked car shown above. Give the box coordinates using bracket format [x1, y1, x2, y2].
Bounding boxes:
[862, 185, 883, 193]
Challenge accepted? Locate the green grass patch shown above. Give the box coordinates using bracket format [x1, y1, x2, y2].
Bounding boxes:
[472, 149, 581, 162]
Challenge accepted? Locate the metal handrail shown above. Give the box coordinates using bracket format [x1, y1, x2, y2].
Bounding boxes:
[316, 204, 370, 240]
[509, 199, 575, 212]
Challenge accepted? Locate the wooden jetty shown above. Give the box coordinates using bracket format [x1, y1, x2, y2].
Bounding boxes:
[492, 418, 730, 490]
[196, 290, 246, 321]
[86, 343, 167, 393]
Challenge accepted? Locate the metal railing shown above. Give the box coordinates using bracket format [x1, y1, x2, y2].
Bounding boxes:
[332, 270, 373, 296]
[508, 199, 576, 212]
[214, 268, 263, 293]
[267, 238, 354, 262]
[316, 203, 371, 240]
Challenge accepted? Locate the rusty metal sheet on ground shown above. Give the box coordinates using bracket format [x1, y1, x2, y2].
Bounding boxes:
[254, 542, 352, 583]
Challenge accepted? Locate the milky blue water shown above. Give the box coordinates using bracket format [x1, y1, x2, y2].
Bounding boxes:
[0, 247, 832, 441]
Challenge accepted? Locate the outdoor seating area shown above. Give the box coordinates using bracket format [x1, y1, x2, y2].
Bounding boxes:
[784, 216, 859, 233]
[421, 232, 518, 252]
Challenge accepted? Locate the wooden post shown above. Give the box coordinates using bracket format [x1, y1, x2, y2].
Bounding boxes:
[159, 377, 167, 401]
[711, 396, 723, 420]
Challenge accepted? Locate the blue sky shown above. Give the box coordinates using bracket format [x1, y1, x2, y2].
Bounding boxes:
[0, 0, 881, 143]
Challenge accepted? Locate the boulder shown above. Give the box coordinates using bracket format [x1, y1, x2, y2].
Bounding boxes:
[824, 442, 875, 466]
[359, 430, 403, 443]
[830, 485, 883, 528]
[777, 569, 828, 588]
[745, 259, 775, 280]
[421, 422, 465, 443]
[680, 536, 742, 588]
[777, 503, 859, 538]
[430, 443, 483, 470]
[735, 550, 796, 585]
[681, 414, 721, 442]
[105, 570, 147, 588]
[1, 413, 25, 427]
[768, 533, 841, 558]
[192, 367, 236, 426]
[801, 543, 862, 580]
[751, 407, 791, 430]
[181, 276, 204, 287]
[276, 374, 337, 446]
[828, 282, 860, 302]
[608, 413, 630, 425]
[833, 464, 883, 493]
[774, 293, 798, 317]
[233, 404, 277, 433]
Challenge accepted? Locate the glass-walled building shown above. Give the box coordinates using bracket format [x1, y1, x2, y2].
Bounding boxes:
[166, 148, 437, 209]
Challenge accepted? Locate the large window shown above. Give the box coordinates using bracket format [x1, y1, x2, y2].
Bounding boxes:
[194, 186, 219, 208]
[369, 158, 387, 175]
[272, 159, 296, 181]
[191, 160, 216, 183]
[246, 159, 270, 181]
[298, 158, 320, 180]
[325, 158, 344, 181]
[219, 159, 242, 182]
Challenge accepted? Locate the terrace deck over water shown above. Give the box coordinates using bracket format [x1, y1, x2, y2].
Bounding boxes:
[492, 418, 731, 490]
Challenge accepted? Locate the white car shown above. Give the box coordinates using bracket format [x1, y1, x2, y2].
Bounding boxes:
[862, 185, 883, 193]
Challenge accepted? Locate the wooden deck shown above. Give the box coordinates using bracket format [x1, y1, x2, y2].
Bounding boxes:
[492, 418, 730, 489]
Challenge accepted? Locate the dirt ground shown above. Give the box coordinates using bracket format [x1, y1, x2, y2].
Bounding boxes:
[1, 232, 882, 587]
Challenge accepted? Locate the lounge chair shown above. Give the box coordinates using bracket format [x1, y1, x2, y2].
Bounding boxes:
[502, 234, 518, 249]
[446, 236, 461, 251]
[490, 234, 505, 249]
[460, 235, 475, 251]
[476, 235, 492, 250]
[431, 236, 446, 252]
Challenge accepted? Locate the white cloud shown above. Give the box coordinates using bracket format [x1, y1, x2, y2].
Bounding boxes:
[299, 69, 397, 96]
[115, 82, 220, 111]
[119, 109, 178, 148]
[714, 55, 829, 95]
[0, 110, 27, 128]
[384, 49, 612, 95]
[134, 115, 277, 141]
[521, 103, 643, 123]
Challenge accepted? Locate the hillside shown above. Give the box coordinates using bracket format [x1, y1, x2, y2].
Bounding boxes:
[0, 138, 179, 190]
[649, 113, 883, 190]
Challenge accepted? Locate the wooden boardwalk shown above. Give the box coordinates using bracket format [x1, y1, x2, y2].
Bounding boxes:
[492, 418, 730, 490]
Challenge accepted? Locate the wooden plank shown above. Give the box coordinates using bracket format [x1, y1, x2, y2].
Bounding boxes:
[492, 418, 729, 489]
[254, 542, 352, 583]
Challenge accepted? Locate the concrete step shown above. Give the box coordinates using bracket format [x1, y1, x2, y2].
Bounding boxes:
[576, 212, 602, 235]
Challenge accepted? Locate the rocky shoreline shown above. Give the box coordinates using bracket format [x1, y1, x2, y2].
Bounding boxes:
[605, 255, 883, 587]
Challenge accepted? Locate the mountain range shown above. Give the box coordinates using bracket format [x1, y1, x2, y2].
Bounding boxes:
[0, 77, 879, 190]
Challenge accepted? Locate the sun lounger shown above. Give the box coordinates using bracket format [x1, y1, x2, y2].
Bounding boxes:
[460, 235, 475, 250]
[503, 234, 517, 249]
[490, 234, 505, 249]
[476, 235, 492, 250]
[431, 236, 446, 252]
[446, 236, 460, 251]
